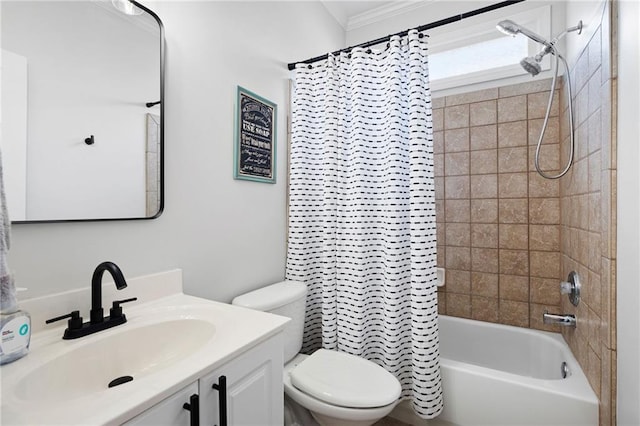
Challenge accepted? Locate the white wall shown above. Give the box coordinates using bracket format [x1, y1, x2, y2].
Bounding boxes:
[616, 0, 640, 423]
[0, 50, 28, 220]
[7, 1, 343, 304]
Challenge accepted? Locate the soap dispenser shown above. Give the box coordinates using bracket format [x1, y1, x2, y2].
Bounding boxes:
[0, 275, 31, 365]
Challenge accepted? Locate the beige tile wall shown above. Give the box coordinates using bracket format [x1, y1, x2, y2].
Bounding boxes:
[558, 3, 616, 425]
[434, 79, 564, 333]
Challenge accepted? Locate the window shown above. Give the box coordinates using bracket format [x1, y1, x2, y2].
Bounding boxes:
[429, 36, 528, 80]
[427, 5, 552, 91]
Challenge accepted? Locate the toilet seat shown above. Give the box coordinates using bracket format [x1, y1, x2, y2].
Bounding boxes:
[284, 354, 400, 424]
[290, 349, 401, 409]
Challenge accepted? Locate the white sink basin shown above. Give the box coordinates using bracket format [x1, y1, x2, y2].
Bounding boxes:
[13, 318, 215, 404]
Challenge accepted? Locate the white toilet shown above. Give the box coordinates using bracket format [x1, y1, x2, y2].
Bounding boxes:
[232, 281, 401, 426]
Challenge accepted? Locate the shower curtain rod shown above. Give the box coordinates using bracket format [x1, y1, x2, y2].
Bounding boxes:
[287, 0, 525, 70]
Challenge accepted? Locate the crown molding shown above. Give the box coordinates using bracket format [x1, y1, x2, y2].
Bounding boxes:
[347, 1, 434, 32]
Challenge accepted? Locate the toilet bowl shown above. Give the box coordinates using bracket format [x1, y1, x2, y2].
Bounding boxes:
[284, 352, 401, 426]
[232, 281, 402, 426]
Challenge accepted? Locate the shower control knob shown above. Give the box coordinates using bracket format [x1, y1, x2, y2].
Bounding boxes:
[560, 281, 572, 294]
[560, 271, 581, 306]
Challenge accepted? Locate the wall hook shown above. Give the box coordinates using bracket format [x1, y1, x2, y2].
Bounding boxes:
[84, 135, 95, 145]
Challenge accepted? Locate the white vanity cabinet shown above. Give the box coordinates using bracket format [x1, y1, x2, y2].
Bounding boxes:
[123, 382, 199, 426]
[123, 333, 284, 426]
[199, 333, 284, 426]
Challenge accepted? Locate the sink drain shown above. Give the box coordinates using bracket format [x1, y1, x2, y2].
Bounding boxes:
[108, 375, 133, 388]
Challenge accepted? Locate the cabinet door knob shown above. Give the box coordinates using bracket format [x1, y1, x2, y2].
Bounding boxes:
[182, 393, 200, 426]
[211, 375, 227, 426]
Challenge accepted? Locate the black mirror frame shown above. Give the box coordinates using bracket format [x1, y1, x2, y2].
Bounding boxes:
[12, 0, 165, 224]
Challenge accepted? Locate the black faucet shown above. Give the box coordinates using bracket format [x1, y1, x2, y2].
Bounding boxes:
[90, 261, 128, 324]
[46, 261, 137, 339]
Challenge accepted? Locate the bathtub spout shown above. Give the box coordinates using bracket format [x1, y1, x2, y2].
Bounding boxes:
[543, 311, 576, 327]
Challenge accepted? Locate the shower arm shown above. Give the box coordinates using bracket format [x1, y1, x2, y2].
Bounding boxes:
[560, 22, 584, 37]
[547, 21, 583, 50]
[539, 20, 583, 58]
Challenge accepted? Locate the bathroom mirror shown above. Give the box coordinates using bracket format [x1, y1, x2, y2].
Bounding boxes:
[0, 0, 164, 223]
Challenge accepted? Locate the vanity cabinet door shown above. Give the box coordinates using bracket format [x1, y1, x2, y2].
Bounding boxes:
[123, 381, 199, 426]
[199, 333, 284, 426]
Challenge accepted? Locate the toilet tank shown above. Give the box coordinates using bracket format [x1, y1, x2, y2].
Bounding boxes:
[231, 281, 307, 363]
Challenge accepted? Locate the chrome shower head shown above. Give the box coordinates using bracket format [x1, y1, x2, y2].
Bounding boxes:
[499, 19, 583, 79]
[520, 57, 542, 76]
[519, 48, 551, 76]
[496, 19, 520, 36]
[496, 19, 553, 48]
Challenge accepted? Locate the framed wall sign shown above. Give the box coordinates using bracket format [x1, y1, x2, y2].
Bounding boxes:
[234, 86, 277, 183]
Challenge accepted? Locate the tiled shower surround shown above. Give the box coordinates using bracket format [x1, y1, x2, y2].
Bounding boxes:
[433, 78, 564, 331]
[559, 5, 616, 425]
[434, 4, 616, 424]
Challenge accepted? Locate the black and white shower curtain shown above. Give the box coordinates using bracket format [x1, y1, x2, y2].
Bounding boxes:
[286, 30, 442, 418]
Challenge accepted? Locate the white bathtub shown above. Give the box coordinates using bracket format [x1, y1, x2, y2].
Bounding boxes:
[393, 315, 599, 426]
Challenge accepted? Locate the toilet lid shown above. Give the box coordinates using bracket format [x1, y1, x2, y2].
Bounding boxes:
[290, 349, 401, 408]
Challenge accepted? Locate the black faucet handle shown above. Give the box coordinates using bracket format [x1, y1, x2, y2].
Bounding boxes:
[109, 297, 138, 319]
[45, 310, 84, 330]
[113, 297, 138, 307]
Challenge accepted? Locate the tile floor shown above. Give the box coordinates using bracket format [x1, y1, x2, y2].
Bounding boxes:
[374, 417, 412, 426]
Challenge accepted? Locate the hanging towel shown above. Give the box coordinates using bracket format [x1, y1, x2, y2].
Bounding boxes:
[0, 146, 15, 311]
[0, 147, 10, 257]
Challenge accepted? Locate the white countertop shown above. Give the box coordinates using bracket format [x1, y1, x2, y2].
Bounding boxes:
[0, 271, 288, 425]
